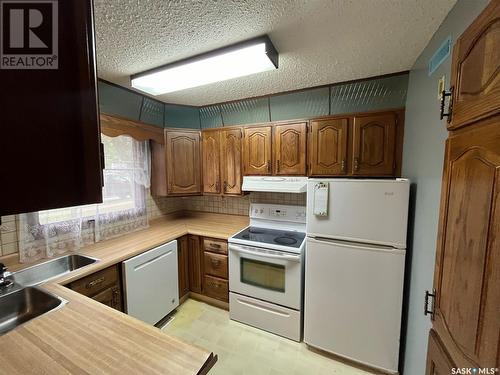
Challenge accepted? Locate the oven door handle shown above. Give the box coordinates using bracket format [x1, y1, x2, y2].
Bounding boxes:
[229, 245, 301, 262]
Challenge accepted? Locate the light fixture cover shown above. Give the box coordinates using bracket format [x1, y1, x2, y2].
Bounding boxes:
[131, 36, 278, 95]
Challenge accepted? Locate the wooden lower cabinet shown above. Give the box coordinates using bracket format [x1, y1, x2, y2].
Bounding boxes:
[67, 265, 123, 312]
[188, 235, 203, 294]
[178, 236, 190, 299]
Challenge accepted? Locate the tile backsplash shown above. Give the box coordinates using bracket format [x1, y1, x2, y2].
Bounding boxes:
[0, 191, 306, 258]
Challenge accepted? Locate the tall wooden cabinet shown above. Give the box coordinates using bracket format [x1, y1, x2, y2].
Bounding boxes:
[426, 1, 500, 373]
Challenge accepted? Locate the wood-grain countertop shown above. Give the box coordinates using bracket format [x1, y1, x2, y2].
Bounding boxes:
[0, 211, 249, 375]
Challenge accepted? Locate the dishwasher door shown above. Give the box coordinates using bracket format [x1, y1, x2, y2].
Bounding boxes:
[122, 240, 179, 325]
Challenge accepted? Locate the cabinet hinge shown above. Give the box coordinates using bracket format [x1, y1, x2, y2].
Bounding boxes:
[424, 289, 436, 319]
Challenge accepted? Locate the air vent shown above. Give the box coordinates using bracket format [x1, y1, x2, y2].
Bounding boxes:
[429, 36, 451, 76]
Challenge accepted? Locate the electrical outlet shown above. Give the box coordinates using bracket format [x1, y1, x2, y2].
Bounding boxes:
[437, 76, 445, 101]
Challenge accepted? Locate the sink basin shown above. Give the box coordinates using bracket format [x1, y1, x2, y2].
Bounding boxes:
[0, 286, 66, 335]
[13, 254, 99, 287]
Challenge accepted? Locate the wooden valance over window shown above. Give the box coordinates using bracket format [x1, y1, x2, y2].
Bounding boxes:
[100, 114, 164, 144]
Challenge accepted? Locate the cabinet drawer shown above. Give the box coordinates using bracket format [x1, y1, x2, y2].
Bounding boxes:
[204, 252, 228, 279]
[204, 275, 229, 302]
[92, 286, 122, 312]
[70, 265, 119, 297]
[203, 238, 228, 254]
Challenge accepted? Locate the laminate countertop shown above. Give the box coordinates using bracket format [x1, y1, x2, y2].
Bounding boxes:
[0, 211, 249, 375]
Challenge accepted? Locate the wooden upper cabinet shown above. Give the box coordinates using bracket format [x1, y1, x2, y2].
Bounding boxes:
[352, 113, 397, 176]
[220, 128, 243, 195]
[243, 126, 273, 175]
[432, 120, 500, 370]
[448, 0, 500, 130]
[274, 123, 307, 175]
[309, 118, 348, 175]
[166, 130, 201, 195]
[202, 130, 221, 194]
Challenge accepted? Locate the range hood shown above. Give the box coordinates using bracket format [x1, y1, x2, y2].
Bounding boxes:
[242, 176, 308, 193]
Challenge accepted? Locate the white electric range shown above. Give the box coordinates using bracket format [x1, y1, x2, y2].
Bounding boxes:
[228, 203, 306, 341]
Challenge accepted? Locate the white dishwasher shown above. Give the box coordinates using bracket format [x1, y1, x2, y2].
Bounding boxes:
[122, 240, 179, 325]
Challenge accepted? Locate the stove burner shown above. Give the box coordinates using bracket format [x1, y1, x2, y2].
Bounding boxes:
[274, 236, 298, 246]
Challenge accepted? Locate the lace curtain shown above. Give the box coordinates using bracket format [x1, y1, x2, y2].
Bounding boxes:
[19, 135, 151, 263]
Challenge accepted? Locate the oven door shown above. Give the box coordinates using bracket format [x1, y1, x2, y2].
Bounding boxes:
[229, 243, 302, 310]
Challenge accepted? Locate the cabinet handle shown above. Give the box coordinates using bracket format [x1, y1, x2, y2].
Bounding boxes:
[211, 258, 221, 267]
[277, 159, 280, 173]
[354, 157, 359, 171]
[210, 243, 221, 249]
[86, 277, 104, 289]
[112, 288, 119, 307]
[267, 160, 271, 173]
[215, 180, 220, 192]
[223, 181, 228, 192]
[341, 159, 346, 172]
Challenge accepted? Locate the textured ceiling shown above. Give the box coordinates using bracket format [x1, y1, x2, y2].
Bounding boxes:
[94, 0, 456, 106]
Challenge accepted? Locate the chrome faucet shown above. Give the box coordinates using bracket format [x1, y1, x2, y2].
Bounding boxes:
[0, 263, 13, 289]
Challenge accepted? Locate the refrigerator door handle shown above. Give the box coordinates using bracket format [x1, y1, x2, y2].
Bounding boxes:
[307, 236, 405, 254]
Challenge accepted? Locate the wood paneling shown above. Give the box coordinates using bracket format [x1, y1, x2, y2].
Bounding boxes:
[202, 130, 221, 194]
[166, 130, 202, 195]
[352, 113, 397, 176]
[309, 118, 348, 175]
[100, 114, 164, 144]
[274, 122, 307, 175]
[150, 141, 167, 196]
[220, 128, 243, 195]
[0, 0, 102, 217]
[243, 126, 273, 175]
[429, 3, 500, 371]
[178, 236, 190, 299]
[448, 0, 500, 130]
[188, 235, 203, 294]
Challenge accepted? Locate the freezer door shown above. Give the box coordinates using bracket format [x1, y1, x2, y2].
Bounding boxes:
[122, 240, 179, 325]
[307, 179, 409, 248]
[304, 237, 405, 373]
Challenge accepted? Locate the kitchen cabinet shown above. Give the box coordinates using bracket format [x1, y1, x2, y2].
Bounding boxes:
[220, 128, 244, 195]
[309, 118, 348, 175]
[166, 130, 202, 195]
[188, 235, 203, 294]
[178, 236, 190, 299]
[67, 265, 123, 312]
[243, 126, 273, 175]
[352, 113, 397, 176]
[274, 122, 307, 175]
[0, 0, 102, 217]
[202, 130, 221, 194]
[151, 129, 202, 197]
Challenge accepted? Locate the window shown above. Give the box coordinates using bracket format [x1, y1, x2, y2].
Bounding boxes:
[38, 135, 150, 225]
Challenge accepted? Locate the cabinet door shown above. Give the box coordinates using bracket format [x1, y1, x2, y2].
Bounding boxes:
[178, 236, 190, 298]
[274, 122, 307, 175]
[243, 126, 272, 175]
[432, 121, 500, 369]
[309, 118, 348, 175]
[188, 235, 203, 294]
[92, 286, 123, 312]
[220, 128, 243, 195]
[426, 330, 455, 375]
[352, 114, 396, 176]
[448, 0, 500, 130]
[166, 131, 201, 195]
[202, 130, 221, 194]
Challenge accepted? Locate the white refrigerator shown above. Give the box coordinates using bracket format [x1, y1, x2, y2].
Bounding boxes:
[304, 179, 409, 374]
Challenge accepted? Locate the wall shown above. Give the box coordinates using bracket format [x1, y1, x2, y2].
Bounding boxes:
[401, 1, 489, 374]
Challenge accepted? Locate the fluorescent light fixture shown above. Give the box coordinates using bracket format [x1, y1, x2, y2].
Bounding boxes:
[131, 35, 278, 95]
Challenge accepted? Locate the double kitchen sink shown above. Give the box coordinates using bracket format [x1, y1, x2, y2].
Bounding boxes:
[0, 254, 99, 335]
